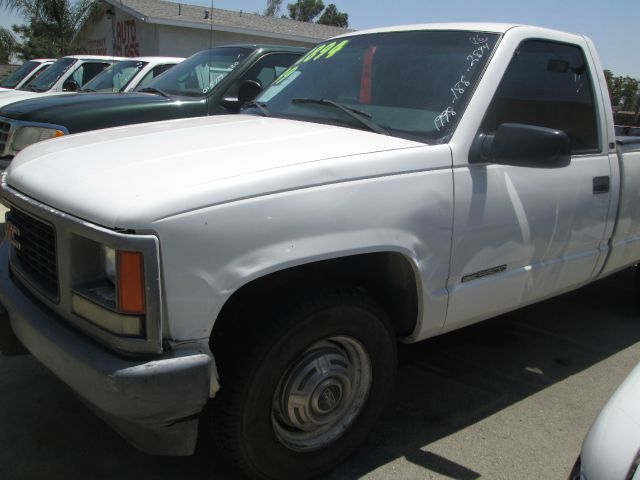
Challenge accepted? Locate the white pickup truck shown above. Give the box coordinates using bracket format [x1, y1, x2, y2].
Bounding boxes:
[1, 23, 639, 480]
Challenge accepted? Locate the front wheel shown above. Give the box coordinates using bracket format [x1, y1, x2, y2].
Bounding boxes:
[208, 289, 397, 480]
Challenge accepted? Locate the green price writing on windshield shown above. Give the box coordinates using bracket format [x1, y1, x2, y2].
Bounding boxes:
[272, 40, 349, 86]
[273, 65, 299, 85]
[301, 39, 350, 63]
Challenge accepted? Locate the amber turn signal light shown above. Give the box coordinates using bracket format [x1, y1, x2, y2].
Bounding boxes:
[117, 251, 146, 314]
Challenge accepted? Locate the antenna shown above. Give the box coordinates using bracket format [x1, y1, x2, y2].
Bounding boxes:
[208, 0, 213, 96]
[111, 5, 116, 91]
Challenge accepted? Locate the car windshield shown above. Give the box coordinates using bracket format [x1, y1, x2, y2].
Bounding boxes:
[137, 47, 251, 97]
[1, 61, 42, 88]
[21, 57, 76, 92]
[256, 31, 499, 143]
[82, 60, 148, 92]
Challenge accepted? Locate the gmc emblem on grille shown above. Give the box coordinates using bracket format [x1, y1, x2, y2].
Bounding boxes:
[6, 221, 21, 250]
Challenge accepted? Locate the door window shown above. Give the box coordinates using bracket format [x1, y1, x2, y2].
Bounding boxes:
[242, 53, 301, 88]
[135, 63, 177, 90]
[224, 53, 301, 100]
[481, 40, 599, 153]
[71, 62, 111, 87]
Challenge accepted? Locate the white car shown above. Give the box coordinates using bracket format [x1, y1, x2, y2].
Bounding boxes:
[0, 59, 55, 92]
[0, 55, 124, 109]
[571, 360, 640, 479]
[80, 57, 184, 93]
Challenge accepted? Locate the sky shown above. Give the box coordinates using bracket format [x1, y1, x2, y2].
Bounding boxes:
[1, 0, 638, 78]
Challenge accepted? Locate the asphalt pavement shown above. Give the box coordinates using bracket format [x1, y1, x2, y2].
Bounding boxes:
[1, 202, 639, 479]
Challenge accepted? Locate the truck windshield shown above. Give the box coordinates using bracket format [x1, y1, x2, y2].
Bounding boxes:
[1, 61, 41, 88]
[82, 60, 148, 92]
[256, 31, 499, 143]
[137, 47, 251, 97]
[21, 57, 76, 92]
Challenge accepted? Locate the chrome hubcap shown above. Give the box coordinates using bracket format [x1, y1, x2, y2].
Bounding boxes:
[272, 336, 372, 452]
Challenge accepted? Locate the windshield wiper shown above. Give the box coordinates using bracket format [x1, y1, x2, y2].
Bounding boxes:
[291, 98, 388, 135]
[138, 87, 170, 98]
[242, 100, 270, 117]
[81, 88, 95, 92]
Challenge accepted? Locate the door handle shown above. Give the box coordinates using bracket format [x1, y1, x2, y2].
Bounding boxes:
[593, 176, 610, 194]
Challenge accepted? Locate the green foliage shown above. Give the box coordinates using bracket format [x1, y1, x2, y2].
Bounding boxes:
[287, 0, 324, 22]
[284, 0, 348, 27]
[264, 0, 283, 16]
[1, 0, 101, 60]
[604, 68, 639, 111]
[317, 4, 348, 28]
[0, 26, 17, 63]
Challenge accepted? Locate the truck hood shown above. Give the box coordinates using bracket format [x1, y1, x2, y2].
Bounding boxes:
[6, 115, 424, 229]
[0, 93, 206, 132]
[0, 90, 60, 109]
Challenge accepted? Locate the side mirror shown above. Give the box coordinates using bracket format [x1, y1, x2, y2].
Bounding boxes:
[62, 79, 79, 92]
[220, 96, 240, 110]
[238, 79, 262, 107]
[220, 80, 263, 111]
[469, 123, 571, 168]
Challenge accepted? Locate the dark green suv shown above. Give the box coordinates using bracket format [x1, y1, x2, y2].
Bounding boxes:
[0, 45, 306, 165]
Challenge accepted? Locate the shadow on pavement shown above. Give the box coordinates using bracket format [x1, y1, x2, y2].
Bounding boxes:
[0, 219, 638, 480]
[325, 268, 640, 479]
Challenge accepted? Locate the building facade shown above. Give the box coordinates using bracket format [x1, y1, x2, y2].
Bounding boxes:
[81, 0, 351, 58]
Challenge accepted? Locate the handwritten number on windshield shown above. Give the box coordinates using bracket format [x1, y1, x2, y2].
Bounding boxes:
[434, 35, 491, 132]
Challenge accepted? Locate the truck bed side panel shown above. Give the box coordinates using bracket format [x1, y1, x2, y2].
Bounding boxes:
[599, 139, 640, 276]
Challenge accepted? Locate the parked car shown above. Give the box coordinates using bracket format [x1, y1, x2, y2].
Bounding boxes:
[0, 59, 55, 92]
[78, 56, 184, 93]
[0, 45, 306, 164]
[0, 55, 124, 108]
[569, 359, 640, 479]
[2, 23, 639, 480]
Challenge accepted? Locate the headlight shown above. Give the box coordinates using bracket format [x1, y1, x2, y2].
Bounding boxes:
[102, 245, 116, 285]
[10, 126, 64, 153]
[71, 245, 146, 337]
[101, 245, 146, 314]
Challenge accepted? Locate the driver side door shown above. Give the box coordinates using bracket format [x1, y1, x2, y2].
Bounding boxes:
[445, 39, 611, 330]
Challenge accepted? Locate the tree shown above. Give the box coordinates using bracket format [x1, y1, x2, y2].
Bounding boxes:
[284, 0, 348, 27]
[0, 26, 17, 63]
[604, 68, 639, 110]
[1, 0, 101, 60]
[317, 4, 347, 27]
[287, 0, 324, 22]
[263, 0, 282, 16]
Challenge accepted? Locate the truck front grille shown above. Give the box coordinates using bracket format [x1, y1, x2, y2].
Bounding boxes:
[8, 207, 59, 300]
[0, 119, 10, 156]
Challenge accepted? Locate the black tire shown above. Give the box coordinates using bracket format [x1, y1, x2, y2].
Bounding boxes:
[207, 289, 397, 480]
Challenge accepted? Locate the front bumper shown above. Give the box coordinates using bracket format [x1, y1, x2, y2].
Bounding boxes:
[0, 242, 214, 455]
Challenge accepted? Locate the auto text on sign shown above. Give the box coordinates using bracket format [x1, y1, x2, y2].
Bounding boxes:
[115, 20, 139, 57]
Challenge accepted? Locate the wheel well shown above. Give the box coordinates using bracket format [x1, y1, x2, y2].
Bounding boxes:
[212, 252, 420, 348]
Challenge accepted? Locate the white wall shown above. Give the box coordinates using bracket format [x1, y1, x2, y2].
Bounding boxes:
[156, 24, 312, 58]
[83, 6, 315, 59]
[84, 9, 158, 57]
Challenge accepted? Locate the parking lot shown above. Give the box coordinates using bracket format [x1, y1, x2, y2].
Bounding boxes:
[1, 202, 639, 479]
